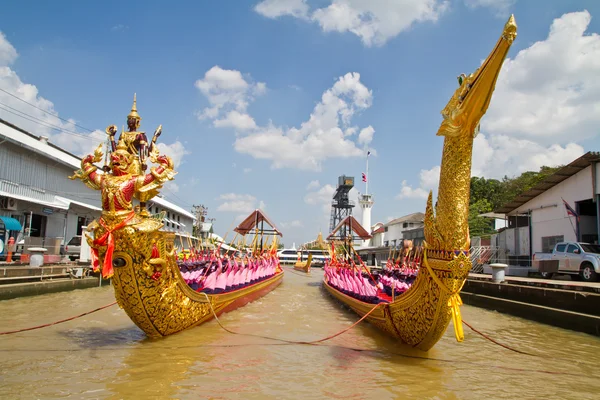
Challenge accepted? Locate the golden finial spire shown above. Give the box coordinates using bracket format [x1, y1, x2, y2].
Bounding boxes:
[128, 93, 141, 120]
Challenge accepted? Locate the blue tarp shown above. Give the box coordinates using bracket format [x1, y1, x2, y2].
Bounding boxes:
[0, 216, 22, 231]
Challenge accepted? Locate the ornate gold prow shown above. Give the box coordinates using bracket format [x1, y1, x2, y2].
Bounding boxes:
[437, 15, 517, 139]
[427, 14, 517, 253]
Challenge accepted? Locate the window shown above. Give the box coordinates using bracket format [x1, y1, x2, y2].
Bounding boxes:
[580, 244, 600, 254]
[178, 215, 180, 222]
[566, 244, 579, 254]
[403, 222, 408, 228]
[155, 207, 158, 214]
[542, 236, 564, 253]
[555, 243, 567, 253]
[384, 227, 388, 232]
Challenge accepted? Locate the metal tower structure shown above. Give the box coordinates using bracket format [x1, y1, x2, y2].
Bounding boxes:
[329, 175, 355, 238]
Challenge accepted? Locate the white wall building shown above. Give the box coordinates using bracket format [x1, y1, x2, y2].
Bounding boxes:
[494, 152, 600, 265]
[357, 212, 425, 266]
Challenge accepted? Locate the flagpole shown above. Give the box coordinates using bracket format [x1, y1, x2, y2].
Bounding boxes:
[366, 152, 369, 195]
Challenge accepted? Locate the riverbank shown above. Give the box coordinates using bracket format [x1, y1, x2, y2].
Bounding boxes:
[0, 264, 110, 300]
[463, 273, 600, 336]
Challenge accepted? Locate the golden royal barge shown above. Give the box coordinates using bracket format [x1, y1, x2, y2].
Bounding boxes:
[323, 15, 518, 351]
[70, 97, 283, 338]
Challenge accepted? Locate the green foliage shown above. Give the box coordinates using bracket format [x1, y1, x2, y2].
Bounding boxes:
[468, 199, 494, 237]
[469, 165, 562, 237]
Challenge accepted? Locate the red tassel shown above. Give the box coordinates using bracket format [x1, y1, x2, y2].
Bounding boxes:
[94, 212, 135, 279]
[90, 249, 100, 272]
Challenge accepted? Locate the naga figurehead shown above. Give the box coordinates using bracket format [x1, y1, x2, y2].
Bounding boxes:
[425, 15, 517, 252]
[438, 15, 517, 139]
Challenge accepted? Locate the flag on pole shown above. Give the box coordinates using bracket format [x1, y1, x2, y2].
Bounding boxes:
[367, 151, 371, 157]
[362, 172, 367, 183]
[562, 198, 580, 240]
[562, 198, 579, 218]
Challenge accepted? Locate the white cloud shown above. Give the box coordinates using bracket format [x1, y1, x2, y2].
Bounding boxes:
[195, 66, 266, 129]
[484, 11, 600, 143]
[470, 11, 596, 177]
[396, 180, 429, 200]
[0, 32, 18, 65]
[214, 110, 258, 131]
[419, 165, 440, 191]
[0, 32, 188, 166]
[254, 0, 448, 46]
[306, 180, 320, 190]
[304, 184, 335, 206]
[472, 134, 584, 178]
[395, 166, 439, 200]
[401, 11, 598, 188]
[357, 125, 374, 145]
[255, 0, 309, 19]
[243, 167, 252, 174]
[216, 193, 258, 213]
[259, 200, 267, 210]
[231, 72, 375, 171]
[157, 141, 189, 168]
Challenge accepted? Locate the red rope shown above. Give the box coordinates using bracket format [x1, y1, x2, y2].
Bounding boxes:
[200, 291, 382, 344]
[0, 302, 117, 335]
[462, 319, 538, 356]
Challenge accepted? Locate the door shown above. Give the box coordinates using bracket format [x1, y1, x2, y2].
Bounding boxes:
[565, 243, 581, 272]
[553, 243, 568, 270]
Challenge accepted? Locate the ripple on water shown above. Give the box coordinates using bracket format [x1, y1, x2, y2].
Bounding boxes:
[0, 272, 599, 399]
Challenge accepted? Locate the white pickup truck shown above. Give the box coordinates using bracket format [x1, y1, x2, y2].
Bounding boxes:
[532, 242, 600, 282]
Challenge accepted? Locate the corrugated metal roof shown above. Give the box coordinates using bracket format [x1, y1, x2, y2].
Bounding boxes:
[0, 118, 82, 169]
[495, 151, 600, 214]
[55, 196, 102, 211]
[0, 189, 69, 210]
[150, 196, 196, 220]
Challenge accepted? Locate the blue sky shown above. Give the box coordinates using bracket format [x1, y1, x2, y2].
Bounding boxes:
[1, 0, 600, 247]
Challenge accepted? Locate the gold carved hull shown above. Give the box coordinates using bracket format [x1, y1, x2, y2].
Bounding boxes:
[94, 222, 283, 338]
[323, 252, 470, 352]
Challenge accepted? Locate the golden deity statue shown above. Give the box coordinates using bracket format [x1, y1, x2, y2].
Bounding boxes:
[70, 95, 176, 278]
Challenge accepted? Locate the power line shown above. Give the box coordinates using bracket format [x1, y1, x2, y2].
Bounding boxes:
[0, 103, 98, 141]
[0, 87, 94, 132]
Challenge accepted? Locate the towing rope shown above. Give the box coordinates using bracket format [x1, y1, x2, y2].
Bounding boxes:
[200, 292, 383, 344]
[0, 302, 117, 335]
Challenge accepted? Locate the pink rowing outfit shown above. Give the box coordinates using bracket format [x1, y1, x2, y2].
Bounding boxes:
[203, 271, 217, 291]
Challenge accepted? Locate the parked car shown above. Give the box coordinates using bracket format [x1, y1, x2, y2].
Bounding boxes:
[65, 235, 82, 261]
[532, 242, 600, 282]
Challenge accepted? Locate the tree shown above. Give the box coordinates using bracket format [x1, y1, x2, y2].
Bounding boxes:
[468, 199, 495, 237]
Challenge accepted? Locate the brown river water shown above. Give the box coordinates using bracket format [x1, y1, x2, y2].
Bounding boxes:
[1, 268, 599, 399]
